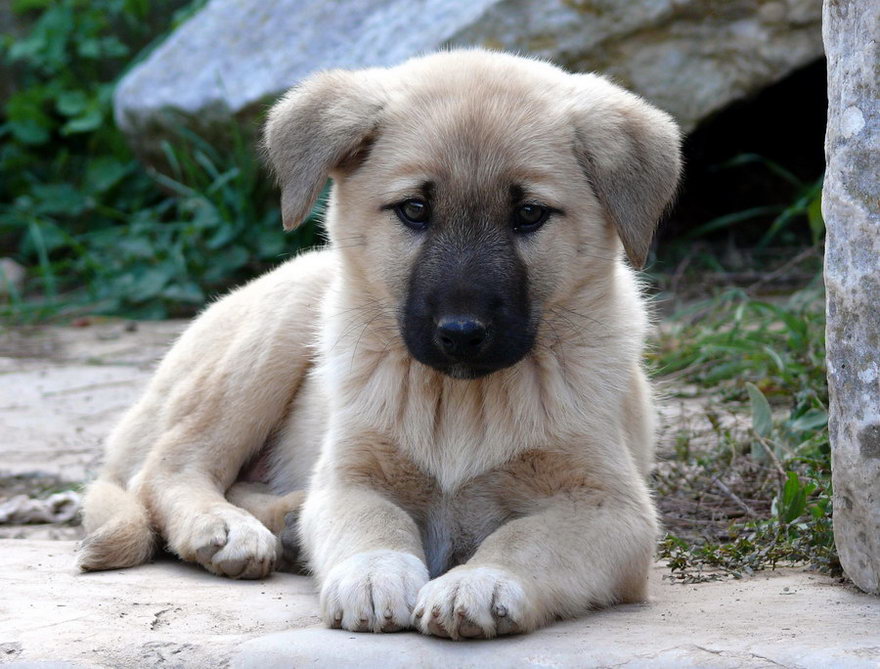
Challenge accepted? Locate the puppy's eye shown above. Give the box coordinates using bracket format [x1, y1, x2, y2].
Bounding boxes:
[394, 199, 431, 231]
[512, 204, 549, 234]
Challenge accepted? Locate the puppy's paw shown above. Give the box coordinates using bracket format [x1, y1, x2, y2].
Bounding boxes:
[321, 550, 428, 633]
[413, 566, 537, 639]
[180, 508, 278, 579]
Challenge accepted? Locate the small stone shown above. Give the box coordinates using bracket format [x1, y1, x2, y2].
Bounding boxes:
[758, 2, 787, 23]
[0, 258, 25, 296]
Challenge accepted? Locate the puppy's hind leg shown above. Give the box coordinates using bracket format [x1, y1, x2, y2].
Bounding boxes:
[138, 370, 308, 580]
[97, 250, 332, 579]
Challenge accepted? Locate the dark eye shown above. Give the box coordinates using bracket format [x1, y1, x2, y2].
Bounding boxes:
[394, 199, 431, 231]
[512, 204, 549, 233]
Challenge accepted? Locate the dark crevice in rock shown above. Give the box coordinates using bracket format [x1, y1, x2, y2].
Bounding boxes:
[661, 58, 827, 245]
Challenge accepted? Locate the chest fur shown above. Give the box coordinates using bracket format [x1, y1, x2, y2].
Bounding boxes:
[326, 346, 621, 491]
[338, 440, 597, 577]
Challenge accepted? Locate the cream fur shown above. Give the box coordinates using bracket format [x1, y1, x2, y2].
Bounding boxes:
[78, 49, 681, 639]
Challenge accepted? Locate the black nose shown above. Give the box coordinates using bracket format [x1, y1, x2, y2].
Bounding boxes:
[435, 317, 488, 360]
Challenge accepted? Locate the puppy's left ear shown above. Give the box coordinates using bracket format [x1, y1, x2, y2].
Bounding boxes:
[264, 68, 388, 230]
[571, 75, 682, 268]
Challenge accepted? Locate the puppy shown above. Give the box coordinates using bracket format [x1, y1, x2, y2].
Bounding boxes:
[78, 49, 681, 639]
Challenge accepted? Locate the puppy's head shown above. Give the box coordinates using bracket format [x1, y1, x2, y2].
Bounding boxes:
[265, 50, 681, 379]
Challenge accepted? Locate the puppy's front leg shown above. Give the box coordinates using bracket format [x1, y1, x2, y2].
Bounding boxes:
[414, 457, 657, 639]
[300, 464, 429, 633]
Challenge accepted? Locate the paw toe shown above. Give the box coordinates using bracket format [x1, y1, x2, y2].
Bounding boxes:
[193, 524, 228, 564]
[495, 615, 521, 636]
[414, 566, 531, 639]
[320, 551, 428, 633]
[216, 557, 248, 578]
[426, 616, 449, 638]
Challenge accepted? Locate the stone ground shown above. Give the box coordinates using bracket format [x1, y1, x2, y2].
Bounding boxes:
[1, 320, 879, 668]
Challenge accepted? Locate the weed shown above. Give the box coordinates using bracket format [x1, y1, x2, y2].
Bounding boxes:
[650, 280, 837, 582]
[1, 0, 318, 321]
[681, 154, 824, 247]
[653, 281, 826, 401]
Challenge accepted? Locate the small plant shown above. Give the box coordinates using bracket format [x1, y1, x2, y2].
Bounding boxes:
[682, 154, 824, 247]
[651, 282, 837, 582]
[1, 0, 318, 321]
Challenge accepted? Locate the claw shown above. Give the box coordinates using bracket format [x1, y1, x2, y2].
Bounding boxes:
[220, 558, 248, 578]
[195, 536, 226, 564]
[459, 620, 483, 638]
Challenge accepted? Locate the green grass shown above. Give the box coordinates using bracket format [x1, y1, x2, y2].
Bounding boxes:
[1, 0, 319, 322]
[649, 280, 836, 581]
[0, 127, 323, 321]
[681, 154, 824, 248]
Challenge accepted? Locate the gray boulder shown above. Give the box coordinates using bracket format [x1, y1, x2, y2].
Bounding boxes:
[823, 0, 880, 595]
[114, 0, 823, 152]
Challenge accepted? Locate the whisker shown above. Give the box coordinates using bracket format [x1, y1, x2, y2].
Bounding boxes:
[349, 310, 392, 373]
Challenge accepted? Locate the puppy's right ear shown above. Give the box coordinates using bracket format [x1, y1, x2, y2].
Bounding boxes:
[264, 69, 387, 230]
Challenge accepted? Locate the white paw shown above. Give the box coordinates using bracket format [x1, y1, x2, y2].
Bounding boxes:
[413, 566, 535, 639]
[320, 550, 428, 632]
[185, 508, 278, 579]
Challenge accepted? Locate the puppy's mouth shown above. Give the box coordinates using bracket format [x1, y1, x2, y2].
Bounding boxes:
[413, 354, 529, 380]
[437, 362, 498, 380]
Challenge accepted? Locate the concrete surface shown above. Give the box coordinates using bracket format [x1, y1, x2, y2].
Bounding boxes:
[2, 320, 880, 667]
[2, 540, 879, 668]
[0, 320, 185, 542]
[0, 320, 185, 486]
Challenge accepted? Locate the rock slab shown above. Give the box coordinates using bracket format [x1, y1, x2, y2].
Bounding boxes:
[114, 0, 823, 152]
[3, 540, 880, 668]
[822, 0, 880, 595]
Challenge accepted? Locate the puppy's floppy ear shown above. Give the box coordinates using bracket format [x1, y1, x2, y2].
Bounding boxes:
[264, 69, 387, 230]
[570, 75, 682, 268]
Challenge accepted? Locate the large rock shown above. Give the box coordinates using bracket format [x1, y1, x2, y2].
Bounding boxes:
[823, 0, 880, 595]
[114, 0, 823, 153]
